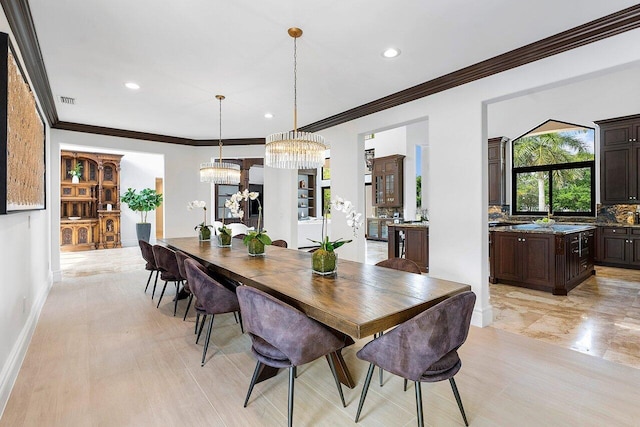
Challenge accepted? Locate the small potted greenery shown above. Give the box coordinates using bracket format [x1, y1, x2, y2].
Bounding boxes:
[217, 223, 232, 247]
[187, 200, 214, 241]
[120, 188, 163, 242]
[68, 161, 83, 184]
[226, 189, 271, 256]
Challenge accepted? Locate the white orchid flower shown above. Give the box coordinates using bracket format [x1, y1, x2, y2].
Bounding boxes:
[248, 192, 259, 200]
[242, 189, 249, 199]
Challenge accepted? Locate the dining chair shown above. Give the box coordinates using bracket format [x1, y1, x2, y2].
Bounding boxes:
[354, 291, 476, 427]
[228, 222, 249, 237]
[374, 257, 422, 386]
[237, 285, 350, 427]
[152, 245, 184, 316]
[184, 258, 243, 366]
[139, 239, 160, 298]
[233, 233, 246, 240]
[270, 239, 288, 248]
[212, 220, 224, 235]
[175, 250, 194, 321]
[375, 257, 421, 274]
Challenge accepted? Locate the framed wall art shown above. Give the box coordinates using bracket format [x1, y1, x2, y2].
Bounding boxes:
[0, 32, 46, 214]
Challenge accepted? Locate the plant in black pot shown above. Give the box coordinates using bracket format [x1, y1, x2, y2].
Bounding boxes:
[120, 188, 163, 242]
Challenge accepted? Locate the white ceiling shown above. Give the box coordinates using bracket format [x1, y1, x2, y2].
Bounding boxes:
[28, 0, 637, 141]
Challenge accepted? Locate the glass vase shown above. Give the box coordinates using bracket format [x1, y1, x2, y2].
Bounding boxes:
[247, 237, 265, 256]
[199, 227, 211, 241]
[217, 233, 232, 247]
[312, 249, 337, 276]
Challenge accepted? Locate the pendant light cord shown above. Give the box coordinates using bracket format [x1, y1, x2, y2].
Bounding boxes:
[293, 36, 297, 133]
[218, 96, 223, 164]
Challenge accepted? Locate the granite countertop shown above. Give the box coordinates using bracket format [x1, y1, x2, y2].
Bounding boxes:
[387, 222, 429, 228]
[490, 223, 596, 235]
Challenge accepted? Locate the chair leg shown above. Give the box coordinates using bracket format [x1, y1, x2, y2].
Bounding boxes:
[183, 294, 193, 321]
[449, 377, 469, 426]
[355, 363, 375, 422]
[237, 311, 244, 333]
[244, 361, 263, 407]
[415, 382, 424, 427]
[327, 352, 346, 407]
[404, 378, 408, 392]
[288, 366, 295, 427]
[156, 281, 169, 308]
[196, 314, 207, 344]
[194, 311, 200, 334]
[151, 270, 159, 299]
[201, 314, 214, 366]
[233, 312, 239, 323]
[378, 331, 384, 386]
[173, 282, 180, 316]
[144, 270, 153, 292]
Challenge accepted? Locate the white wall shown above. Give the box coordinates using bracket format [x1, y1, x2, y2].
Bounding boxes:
[0, 15, 53, 416]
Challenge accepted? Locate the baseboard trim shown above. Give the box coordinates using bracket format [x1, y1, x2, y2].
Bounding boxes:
[471, 305, 493, 328]
[0, 275, 53, 418]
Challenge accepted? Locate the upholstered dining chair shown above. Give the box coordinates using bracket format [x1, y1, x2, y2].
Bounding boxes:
[184, 258, 243, 366]
[152, 245, 184, 316]
[139, 239, 160, 298]
[373, 257, 422, 386]
[354, 291, 476, 427]
[270, 239, 288, 248]
[375, 257, 421, 274]
[228, 222, 249, 237]
[237, 286, 350, 427]
[175, 250, 194, 321]
[233, 233, 246, 240]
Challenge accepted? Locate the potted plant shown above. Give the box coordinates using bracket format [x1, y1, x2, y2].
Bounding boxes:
[226, 189, 271, 256]
[120, 188, 163, 242]
[187, 200, 214, 241]
[309, 196, 362, 275]
[217, 223, 232, 247]
[68, 161, 83, 184]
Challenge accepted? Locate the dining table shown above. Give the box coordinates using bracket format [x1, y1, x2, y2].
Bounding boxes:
[162, 237, 471, 388]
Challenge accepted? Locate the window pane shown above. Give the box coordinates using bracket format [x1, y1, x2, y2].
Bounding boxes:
[552, 167, 592, 213]
[513, 128, 594, 167]
[515, 171, 549, 212]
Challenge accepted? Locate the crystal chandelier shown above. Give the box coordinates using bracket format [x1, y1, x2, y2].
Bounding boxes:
[200, 95, 241, 184]
[265, 27, 326, 169]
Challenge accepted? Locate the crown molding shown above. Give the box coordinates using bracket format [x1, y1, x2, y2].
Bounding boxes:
[3, 2, 640, 145]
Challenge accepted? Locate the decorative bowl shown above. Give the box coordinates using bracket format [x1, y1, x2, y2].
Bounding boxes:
[533, 218, 555, 227]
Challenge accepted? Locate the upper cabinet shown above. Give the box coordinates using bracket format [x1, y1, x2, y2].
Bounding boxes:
[596, 114, 640, 204]
[372, 154, 404, 207]
[488, 137, 507, 206]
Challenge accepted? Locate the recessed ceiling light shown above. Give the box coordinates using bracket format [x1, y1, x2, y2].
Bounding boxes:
[382, 48, 401, 58]
[264, 113, 274, 119]
[125, 82, 140, 90]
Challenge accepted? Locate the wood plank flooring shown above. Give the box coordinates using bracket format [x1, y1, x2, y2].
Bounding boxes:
[2, 246, 640, 426]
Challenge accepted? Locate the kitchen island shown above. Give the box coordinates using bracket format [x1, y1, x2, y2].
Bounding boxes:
[388, 223, 429, 273]
[489, 224, 596, 295]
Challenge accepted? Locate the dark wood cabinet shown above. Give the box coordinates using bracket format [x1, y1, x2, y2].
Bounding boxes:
[596, 114, 640, 204]
[488, 137, 507, 205]
[388, 224, 428, 273]
[366, 218, 391, 241]
[372, 155, 404, 207]
[490, 228, 595, 295]
[597, 226, 640, 268]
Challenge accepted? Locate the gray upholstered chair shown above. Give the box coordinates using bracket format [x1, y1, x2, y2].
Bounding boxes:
[270, 239, 288, 248]
[139, 239, 160, 297]
[152, 245, 184, 316]
[355, 291, 476, 427]
[184, 258, 242, 366]
[175, 250, 194, 321]
[237, 286, 350, 427]
[375, 257, 421, 274]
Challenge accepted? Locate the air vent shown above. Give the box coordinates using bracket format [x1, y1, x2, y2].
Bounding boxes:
[60, 96, 75, 105]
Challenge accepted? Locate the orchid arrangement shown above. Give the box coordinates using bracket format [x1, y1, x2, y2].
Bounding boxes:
[225, 189, 271, 246]
[187, 200, 213, 234]
[309, 196, 363, 251]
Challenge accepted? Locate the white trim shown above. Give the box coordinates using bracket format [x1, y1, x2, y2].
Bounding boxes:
[471, 305, 493, 327]
[0, 276, 53, 417]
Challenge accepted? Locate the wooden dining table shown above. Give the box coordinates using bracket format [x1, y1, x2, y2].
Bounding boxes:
[162, 237, 471, 387]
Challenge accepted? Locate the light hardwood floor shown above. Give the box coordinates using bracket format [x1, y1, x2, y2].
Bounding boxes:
[2, 246, 640, 426]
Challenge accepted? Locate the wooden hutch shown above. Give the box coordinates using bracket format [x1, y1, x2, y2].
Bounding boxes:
[60, 150, 123, 251]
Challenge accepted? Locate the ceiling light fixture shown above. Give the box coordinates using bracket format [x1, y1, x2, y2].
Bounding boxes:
[265, 27, 326, 169]
[125, 82, 140, 90]
[199, 95, 241, 184]
[382, 48, 401, 58]
[264, 113, 274, 119]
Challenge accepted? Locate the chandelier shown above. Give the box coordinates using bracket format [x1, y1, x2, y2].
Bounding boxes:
[265, 27, 326, 169]
[200, 94, 241, 184]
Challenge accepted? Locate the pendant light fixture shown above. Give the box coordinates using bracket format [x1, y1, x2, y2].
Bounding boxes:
[200, 94, 241, 184]
[265, 27, 326, 169]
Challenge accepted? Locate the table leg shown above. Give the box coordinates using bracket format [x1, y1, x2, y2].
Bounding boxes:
[327, 349, 356, 389]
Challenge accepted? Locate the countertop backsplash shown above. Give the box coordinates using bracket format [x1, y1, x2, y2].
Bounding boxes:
[489, 204, 640, 226]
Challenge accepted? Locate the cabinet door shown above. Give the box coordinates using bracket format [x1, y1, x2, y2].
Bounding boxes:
[601, 235, 627, 264]
[488, 137, 504, 205]
[494, 233, 520, 281]
[601, 123, 631, 147]
[601, 147, 631, 204]
[367, 219, 379, 239]
[566, 236, 581, 282]
[404, 228, 428, 271]
[521, 235, 554, 288]
[628, 238, 640, 267]
[380, 221, 389, 240]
